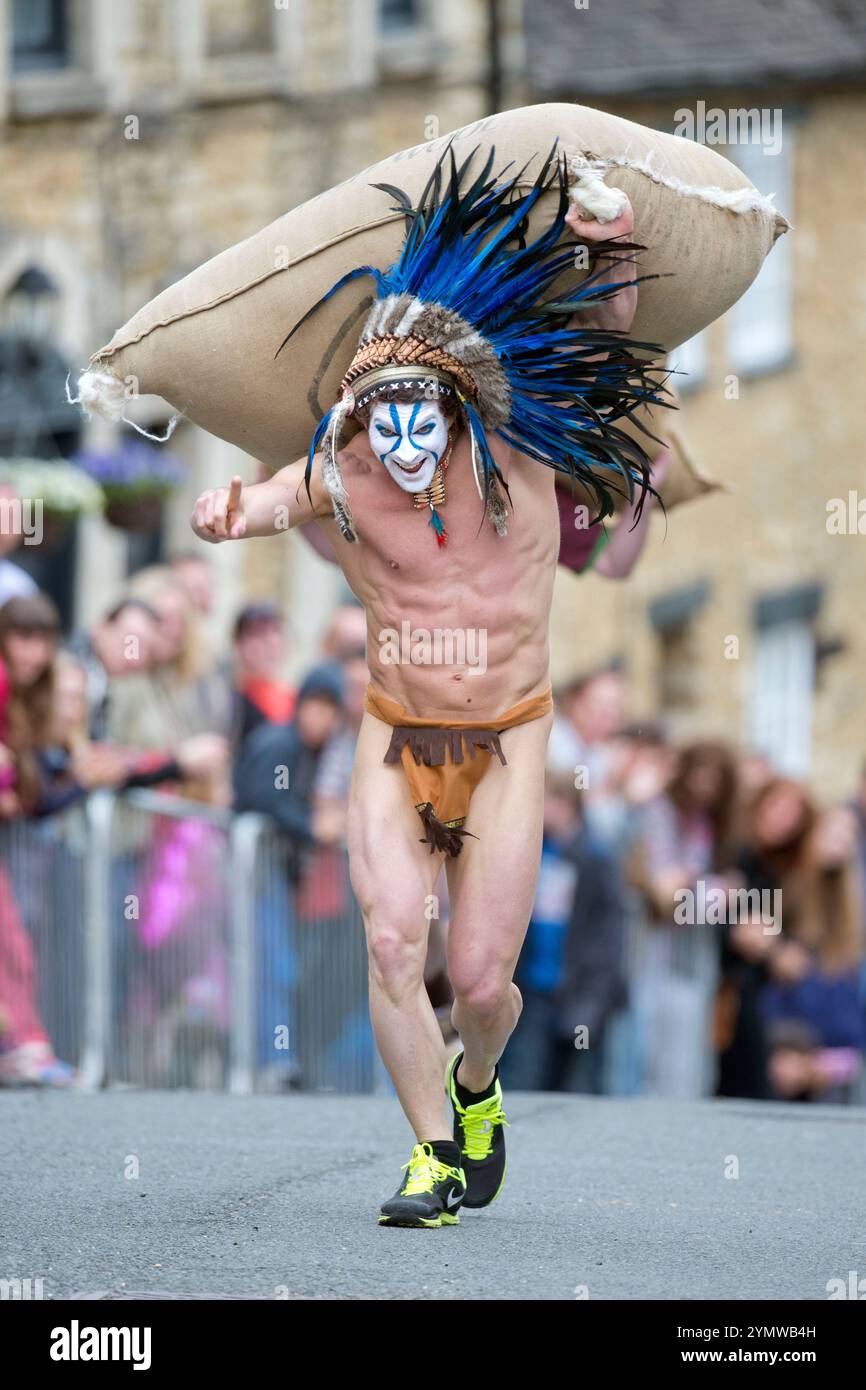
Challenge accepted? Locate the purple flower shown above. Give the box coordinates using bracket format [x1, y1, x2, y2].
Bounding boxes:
[72, 438, 186, 496]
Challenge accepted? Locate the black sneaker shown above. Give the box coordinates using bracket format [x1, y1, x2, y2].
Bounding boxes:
[445, 1050, 510, 1208]
[378, 1142, 466, 1228]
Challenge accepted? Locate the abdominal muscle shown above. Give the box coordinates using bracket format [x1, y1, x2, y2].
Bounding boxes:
[323, 431, 560, 721]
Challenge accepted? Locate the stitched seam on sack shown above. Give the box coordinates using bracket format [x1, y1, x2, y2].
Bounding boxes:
[90, 211, 410, 360]
[571, 149, 788, 222]
[91, 156, 782, 361]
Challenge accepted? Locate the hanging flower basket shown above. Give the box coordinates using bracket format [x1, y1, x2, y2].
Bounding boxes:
[73, 438, 186, 533]
[104, 494, 164, 532]
[39, 511, 74, 552]
[0, 459, 104, 550]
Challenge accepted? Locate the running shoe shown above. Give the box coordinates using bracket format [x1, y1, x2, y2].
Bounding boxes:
[378, 1141, 466, 1228]
[445, 1050, 510, 1208]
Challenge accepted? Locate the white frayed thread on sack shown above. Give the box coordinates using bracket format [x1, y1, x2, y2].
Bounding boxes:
[66, 368, 182, 442]
[567, 157, 629, 224]
[568, 152, 782, 220]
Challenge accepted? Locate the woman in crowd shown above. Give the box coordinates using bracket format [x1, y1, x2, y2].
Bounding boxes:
[762, 805, 866, 1102]
[0, 594, 73, 1084]
[112, 565, 230, 803]
[717, 777, 816, 1099]
[634, 740, 741, 917]
[0, 593, 61, 816]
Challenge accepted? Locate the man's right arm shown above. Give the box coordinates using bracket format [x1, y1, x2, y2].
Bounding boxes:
[191, 453, 329, 543]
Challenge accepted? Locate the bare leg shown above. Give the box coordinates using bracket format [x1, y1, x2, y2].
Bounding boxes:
[445, 710, 552, 1091]
[347, 711, 450, 1140]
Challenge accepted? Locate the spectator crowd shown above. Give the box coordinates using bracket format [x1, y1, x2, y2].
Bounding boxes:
[1, 532, 865, 1105]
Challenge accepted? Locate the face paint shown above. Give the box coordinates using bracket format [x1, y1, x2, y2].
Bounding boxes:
[367, 400, 449, 494]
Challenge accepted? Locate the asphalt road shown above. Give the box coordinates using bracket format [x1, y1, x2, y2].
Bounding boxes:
[1, 1089, 863, 1300]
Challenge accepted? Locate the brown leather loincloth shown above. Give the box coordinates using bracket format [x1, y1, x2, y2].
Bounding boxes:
[364, 684, 554, 857]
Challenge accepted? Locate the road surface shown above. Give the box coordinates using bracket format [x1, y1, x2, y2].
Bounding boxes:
[1, 1089, 862, 1300]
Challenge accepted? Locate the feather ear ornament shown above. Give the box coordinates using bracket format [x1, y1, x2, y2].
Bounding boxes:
[321, 390, 357, 542]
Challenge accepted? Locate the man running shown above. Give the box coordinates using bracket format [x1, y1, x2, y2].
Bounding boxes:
[192, 148, 665, 1227]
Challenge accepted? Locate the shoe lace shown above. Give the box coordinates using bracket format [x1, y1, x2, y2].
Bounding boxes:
[457, 1093, 510, 1161]
[400, 1142, 462, 1195]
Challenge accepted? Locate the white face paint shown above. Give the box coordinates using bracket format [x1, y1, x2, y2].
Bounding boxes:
[367, 400, 450, 494]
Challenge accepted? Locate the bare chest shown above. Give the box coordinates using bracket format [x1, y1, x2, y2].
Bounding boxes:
[332, 434, 558, 589]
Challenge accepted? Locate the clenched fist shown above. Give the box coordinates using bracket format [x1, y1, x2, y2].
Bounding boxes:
[191, 475, 246, 543]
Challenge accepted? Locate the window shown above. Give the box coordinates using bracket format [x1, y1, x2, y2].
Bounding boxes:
[380, 0, 421, 31]
[657, 619, 700, 711]
[650, 582, 710, 712]
[12, 0, 69, 73]
[725, 135, 793, 376]
[667, 332, 707, 395]
[749, 586, 820, 777]
[205, 0, 273, 57]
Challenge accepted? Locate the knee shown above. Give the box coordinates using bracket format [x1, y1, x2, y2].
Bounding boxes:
[451, 963, 515, 1020]
[365, 915, 426, 1002]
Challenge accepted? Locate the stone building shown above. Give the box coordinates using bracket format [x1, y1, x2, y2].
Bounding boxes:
[529, 0, 866, 795]
[3, 0, 865, 795]
[0, 0, 522, 653]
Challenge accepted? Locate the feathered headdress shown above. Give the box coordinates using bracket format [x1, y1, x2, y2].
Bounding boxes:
[276, 142, 669, 542]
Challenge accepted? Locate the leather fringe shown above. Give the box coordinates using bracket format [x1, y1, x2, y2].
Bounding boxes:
[383, 725, 507, 769]
[417, 802, 478, 858]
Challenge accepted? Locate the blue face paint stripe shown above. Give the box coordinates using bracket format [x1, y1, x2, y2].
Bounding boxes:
[407, 402, 443, 461]
[374, 403, 444, 467]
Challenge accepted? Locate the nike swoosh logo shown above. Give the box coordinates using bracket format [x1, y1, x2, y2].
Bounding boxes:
[446, 1187, 463, 1209]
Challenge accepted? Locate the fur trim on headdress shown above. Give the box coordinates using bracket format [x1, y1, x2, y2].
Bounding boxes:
[352, 296, 511, 430]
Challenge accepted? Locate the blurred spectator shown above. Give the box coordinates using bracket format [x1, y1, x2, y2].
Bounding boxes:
[738, 749, 774, 804]
[717, 777, 816, 1099]
[312, 649, 368, 846]
[233, 663, 345, 866]
[0, 481, 38, 608]
[0, 593, 61, 817]
[0, 860, 73, 1086]
[32, 652, 124, 815]
[110, 566, 230, 803]
[502, 774, 627, 1093]
[67, 596, 160, 739]
[171, 552, 214, 616]
[547, 666, 638, 851]
[36, 652, 221, 812]
[231, 601, 295, 744]
[320, 601, 367, 663]
[762, 806, 866, 1102]
[0, 593, 74, 1085]
[634, 740, 740, 918]
[548, 667, 626, 780]
[628, 741, 743, 1098]
[850, 760, 866, 919]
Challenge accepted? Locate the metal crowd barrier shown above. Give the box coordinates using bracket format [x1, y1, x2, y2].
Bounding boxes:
[602, 893, 721, 1099]
[0, 790, 377, 1095]
[0, 810, 88, 1080]
[3, 796, 861, 1102]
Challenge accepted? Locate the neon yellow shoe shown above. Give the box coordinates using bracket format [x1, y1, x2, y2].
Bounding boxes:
[445, 1050, 510, 1208]
[378, 1142, 467, 1228]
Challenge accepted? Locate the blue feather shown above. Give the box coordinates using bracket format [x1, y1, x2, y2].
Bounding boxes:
[282, 142, 671, 522]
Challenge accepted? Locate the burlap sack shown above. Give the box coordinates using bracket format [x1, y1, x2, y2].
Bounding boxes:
[85, 102, 787, 476]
